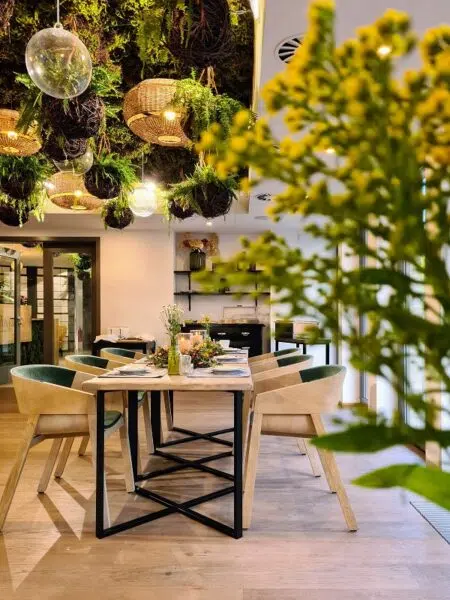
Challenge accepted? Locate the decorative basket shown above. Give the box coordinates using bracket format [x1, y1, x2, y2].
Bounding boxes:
[193, 183, 234, 218]
[47, 172, 103, 211]
[84, 166, 120, 200]
[0, 109, 41, 157]
[0, 203, 29, 227]
[42, 133, 88, 162]
[103, 202, 134, 229]
[123, 79, 189, 146]
[43, 92, 105, 139]
[165, 0, 233, 68]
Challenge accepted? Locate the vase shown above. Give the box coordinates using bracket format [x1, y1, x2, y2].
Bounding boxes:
[190, 248, 206, 271]
[167, 342, 180, 375]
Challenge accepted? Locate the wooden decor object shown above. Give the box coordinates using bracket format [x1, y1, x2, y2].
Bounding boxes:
[0, 109, 41, 156]
[47, 172, 103, 211]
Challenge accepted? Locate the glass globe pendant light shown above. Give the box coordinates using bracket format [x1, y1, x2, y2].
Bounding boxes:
[130, 154, 158, 218]
[53, 147, 94, 174]
[25, 0, 92, 99]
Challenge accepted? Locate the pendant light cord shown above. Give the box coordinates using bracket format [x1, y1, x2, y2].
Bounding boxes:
[56, 0, 61, 26]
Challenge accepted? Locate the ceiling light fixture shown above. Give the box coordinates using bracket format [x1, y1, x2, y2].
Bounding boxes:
[205, 220, 213, 227]
[163, 109, 177, 122]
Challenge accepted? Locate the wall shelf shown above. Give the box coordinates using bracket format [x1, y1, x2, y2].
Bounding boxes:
[174, 270, 270, 311]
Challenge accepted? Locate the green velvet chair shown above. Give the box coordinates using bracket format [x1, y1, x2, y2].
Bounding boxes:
[64, 355, 154, 461]
[244, 365, 357, 532]
[0, 364, 135, 532]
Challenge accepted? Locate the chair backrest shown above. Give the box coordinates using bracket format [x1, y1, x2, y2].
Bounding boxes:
[253, 355, 313, 394]
[64, 354, 124, 375]
[248, 348, 298, 365]
[11, 365, 94, 416]
[255, 365, 346, 415]
[250, 350, 302, 374]
[100, 347, 144, 363]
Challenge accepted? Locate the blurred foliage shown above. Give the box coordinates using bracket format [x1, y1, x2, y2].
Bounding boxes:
[196, 1, 450, 507]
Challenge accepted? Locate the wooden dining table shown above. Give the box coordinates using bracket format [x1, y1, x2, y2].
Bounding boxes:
[83, 369, 253, 540]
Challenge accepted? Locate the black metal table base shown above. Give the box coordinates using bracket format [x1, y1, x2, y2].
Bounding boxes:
[95, 389, 243, 539]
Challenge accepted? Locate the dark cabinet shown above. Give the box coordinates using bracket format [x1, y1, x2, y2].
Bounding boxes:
[181, 323, 265, 357]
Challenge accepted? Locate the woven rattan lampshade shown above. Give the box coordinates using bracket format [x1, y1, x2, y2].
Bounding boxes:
[47, 172, 103, 211]
[123, 79, 189, 147]
[0, 109, 41, 156]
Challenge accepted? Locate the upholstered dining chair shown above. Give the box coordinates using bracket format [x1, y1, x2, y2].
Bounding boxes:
[243, 365, 357, 531]
[100, 347, 145, 363]
[64, 354, 154, 467]
[250, 351, 303, 375]
[248, 348, 299, 365]
[0, 365, 135, 532]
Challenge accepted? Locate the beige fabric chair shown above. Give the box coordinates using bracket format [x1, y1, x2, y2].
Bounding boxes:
[100, 348, 145, 363]
[250, 351, 303, 374]
[0, 365, 135, 532]
[244, 365, 357, 531]
[64, 355, 154, 462]
[248, 348, 300, 365]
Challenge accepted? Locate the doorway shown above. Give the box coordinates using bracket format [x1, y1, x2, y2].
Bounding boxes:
[0, 238, 100, 372]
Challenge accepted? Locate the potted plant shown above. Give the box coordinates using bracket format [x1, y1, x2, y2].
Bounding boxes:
[102, 198, 134, 230]
[70, 253, 92, 281]
[180, 235, 218, 271]
[42, 132, 88, 162]
[84, 153, 138, 200]
[167, 164, 237, 220]
[0, 155, 51, 200]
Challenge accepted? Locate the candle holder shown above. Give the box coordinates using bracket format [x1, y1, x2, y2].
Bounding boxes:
[177, 332, 191, 354]
[190, 329, 207, 347]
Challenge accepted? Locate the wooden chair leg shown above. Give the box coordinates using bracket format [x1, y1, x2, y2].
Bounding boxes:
[119, 425, 136, 493]
[38, 438, 63, 493]
[54, 438, 75, 479]
[242, 391, 253, 448]
[311, 415, 358, 532]
[0, 415, 39, 532]
[163, 391, 173, 432]
[243, 412, 263, 529]
[303, 438, 322, 478]
[88, 416, 111, 529]
[317, 448, 337, 492]
[296, 438, 307, 455]
[141, 393, 154, 454]
[78, 436, 89, 456]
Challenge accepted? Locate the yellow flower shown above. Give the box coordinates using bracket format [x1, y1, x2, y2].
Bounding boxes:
[347, 101, 366, 117]
[200, 131, 216, 149]
[230, 136, 248, 153]
[240, 177, 252, 193]
[234, 109, 252, 129]
[343, 76, 363, 99]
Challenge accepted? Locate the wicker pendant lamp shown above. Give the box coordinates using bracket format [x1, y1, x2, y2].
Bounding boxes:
[0, 109, 41, 156]
[47, 172, 103, 211]
[123, 79, 189, 147]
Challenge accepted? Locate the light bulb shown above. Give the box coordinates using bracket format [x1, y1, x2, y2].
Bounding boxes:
[130, 183, 158, 218]
[163, 110, 177, 122]
[205, 220, 213, 227]
[7, 131, 18, 139]
[325, 147, 335, 155]
[74, 189, 83, 198]
[43, 180, 56, 190]
[377, 45, 392, 58]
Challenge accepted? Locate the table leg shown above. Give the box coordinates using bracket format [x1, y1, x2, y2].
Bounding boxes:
[169, 390, 174, 426]
[326, 343, 330, 365]
[233, 391, 243, 539]
[275, 340, 279, 351]
[151, 390, 162, 448]
[96, 390, 105, 539]
[128, 391, 139, 479]
[302, 343, 307, 355]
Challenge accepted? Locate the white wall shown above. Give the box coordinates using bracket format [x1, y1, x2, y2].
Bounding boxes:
[1, 225, 175, 345]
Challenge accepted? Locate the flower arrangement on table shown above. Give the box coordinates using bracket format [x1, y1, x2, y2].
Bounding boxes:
[150, 338, 223, 369]
[160, 304, 184, 375]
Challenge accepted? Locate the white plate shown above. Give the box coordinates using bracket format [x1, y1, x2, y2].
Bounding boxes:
[117, 364, 150, 374]
[212, 365, 246, 375]
[216, 354, 245, 362]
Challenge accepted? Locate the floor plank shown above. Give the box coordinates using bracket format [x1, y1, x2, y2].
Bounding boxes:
[0, 392, 449, 599]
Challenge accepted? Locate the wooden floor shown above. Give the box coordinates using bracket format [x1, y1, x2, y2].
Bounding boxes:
[0, 393, 449, 600]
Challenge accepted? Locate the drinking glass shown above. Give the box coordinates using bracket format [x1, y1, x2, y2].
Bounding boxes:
[180, 354, 192, 375]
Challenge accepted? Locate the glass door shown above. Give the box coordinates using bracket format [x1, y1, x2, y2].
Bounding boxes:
[0, 248, 21, 383]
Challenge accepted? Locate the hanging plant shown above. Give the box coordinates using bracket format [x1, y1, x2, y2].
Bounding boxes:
[42, 132, 88, 161]
[0, 200, 29, 227]
[0, 155, 52, 200]
[70, 253, 92, 281]
[165, 0, 233, 68]
[42, 91, 105, 139]
[166, 163, 237, 219]
[145, 146, 197, 186]
[168, 199, 195, 220]
[84, 153, 138, 200]
[172, 78, 248, 142]
[102, 197, 134, 230]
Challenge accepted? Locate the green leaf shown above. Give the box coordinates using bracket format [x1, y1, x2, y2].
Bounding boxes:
[353, 464, 450, 510]
[311, 425, 408, 453]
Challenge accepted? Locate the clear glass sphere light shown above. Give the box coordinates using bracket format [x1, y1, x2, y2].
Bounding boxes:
[130, 182, 158, 218]
[53, 148, 93, 174]
[26, 26, 92, 99]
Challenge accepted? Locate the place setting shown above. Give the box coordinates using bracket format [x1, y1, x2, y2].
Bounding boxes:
[99, 363, 167, 378]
